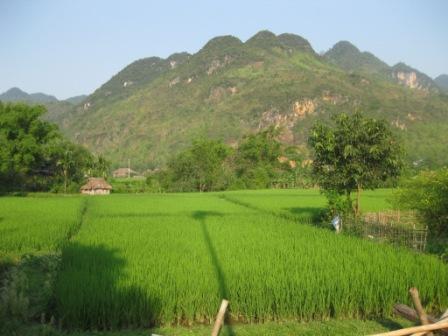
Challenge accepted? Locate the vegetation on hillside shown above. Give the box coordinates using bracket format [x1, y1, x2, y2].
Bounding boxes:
[324, 41, 389, 74]
[42, 31, 448, 171]
[435, 74, 448, 92]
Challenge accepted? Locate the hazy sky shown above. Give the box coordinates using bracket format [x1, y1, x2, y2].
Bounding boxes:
[1, 0, 447, 99]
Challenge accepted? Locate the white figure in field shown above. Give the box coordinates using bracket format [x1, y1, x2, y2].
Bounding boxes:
[332, 215, 341, 233]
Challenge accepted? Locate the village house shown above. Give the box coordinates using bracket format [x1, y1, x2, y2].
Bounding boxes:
[112, 167, 139, 178]
[80, 177, 112, 195]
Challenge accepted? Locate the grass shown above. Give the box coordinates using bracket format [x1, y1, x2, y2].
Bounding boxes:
[0, 196, 85, 255]
[54, 192, 447, 328]
[221, 188, 393, 222]
[1, 190, 446, 334]
[4, 317, 415, 335]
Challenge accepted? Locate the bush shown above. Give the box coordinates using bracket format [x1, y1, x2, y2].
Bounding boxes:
[394, 168, 448, 236]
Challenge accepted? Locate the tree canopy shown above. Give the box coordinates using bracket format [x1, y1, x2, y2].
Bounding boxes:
[0, 102, 107, 192]
[157, 127, 304, 192]
[395, 168, 448, 236]
[160, 137, 230, 192]
[308, 111, 402, 216]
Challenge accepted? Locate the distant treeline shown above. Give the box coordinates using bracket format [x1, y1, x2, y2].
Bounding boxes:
[146, 127, 312, 192]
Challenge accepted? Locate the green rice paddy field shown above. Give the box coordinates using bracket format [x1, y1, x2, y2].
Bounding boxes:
[0, 189, 447, 332]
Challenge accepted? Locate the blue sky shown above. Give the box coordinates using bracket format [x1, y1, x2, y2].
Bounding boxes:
[0, 0, 447, 99]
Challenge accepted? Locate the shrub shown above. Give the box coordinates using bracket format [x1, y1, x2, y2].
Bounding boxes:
[395, 168, 448, 236]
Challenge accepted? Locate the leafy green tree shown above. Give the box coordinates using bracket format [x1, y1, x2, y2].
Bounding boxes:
[162, 138, 230, 192]
[395, 168, 448, 235]
[57, 146, 74, 194]
[54, 140, 97, 193]
[0, 103, 59, 190]
[0, 102, 102, 192]
[91, 155, 111, 178]
[234, 126, 283, 189]
[308, 112, 402, 216]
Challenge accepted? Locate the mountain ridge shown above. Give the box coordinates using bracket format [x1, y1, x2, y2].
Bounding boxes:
[435, 74, 448, 92]
[0, 87, 87, 105]
[7, 30, 448, 170]
[324, 41, 440, 92]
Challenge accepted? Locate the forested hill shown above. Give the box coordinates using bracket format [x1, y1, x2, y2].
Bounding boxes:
[44, 30, 448, 170]
[0, 88, 88, 126]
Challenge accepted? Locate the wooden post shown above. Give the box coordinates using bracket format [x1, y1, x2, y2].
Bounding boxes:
[409, 287, 433, 336]
[393, 304, 448, 336]
[368, 321, 448, 336]
[211, 299, 229, 336]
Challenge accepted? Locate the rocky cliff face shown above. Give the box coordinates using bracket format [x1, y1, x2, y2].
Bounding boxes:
[393, 71, 422, 90]
[390, 63, 438, 92]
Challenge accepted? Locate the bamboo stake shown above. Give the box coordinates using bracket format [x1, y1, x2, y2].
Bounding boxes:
[411, 312, 448, 336]
[393, 304, 448, 336]
[211, 299, 229, 336]
[441, 309, 448, 320]
[409, 287, 432, 336]
[368, 321, 448, 336]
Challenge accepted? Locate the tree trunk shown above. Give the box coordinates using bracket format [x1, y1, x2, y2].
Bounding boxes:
[346, 191, 351, 214]
[355, 184, 362, 217]
[64, 169, 67, 194]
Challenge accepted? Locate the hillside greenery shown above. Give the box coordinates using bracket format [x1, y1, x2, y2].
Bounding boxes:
[435, 74, 448, 92]
[42, 31, 448, 171]
[323, 41, 389, 74]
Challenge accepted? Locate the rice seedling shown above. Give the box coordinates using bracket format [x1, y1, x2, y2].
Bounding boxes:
[0, 196, 85, 254]
[53, 192, 448, 329]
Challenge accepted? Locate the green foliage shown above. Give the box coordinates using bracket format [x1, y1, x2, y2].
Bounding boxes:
[0, 254, 60, 323]
[0, 102, 109, 192]
[110, 178, 157, 193]
[158, 128, 303, 191]
[0, 103, 60, 191]
[309, 112, 403, 215]
[233, 127, 283, 189]
[395, 168, 448, 236]
[160, 137, 230, 192]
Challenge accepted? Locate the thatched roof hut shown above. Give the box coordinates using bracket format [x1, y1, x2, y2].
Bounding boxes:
[80, 177, 112, 195]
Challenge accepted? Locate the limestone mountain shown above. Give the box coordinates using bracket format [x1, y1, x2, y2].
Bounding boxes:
[435, 74, 448, 92]
[324, 41, 389, 74]
[46, 31, 448, 170]
[324, 42, 440, 92]
[65, 95, 87, 105]
[390, 62, 439, 92]
[0, 87, 89, 105]
[0, 87, 58, 103]
[0, 88, 89, 129]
